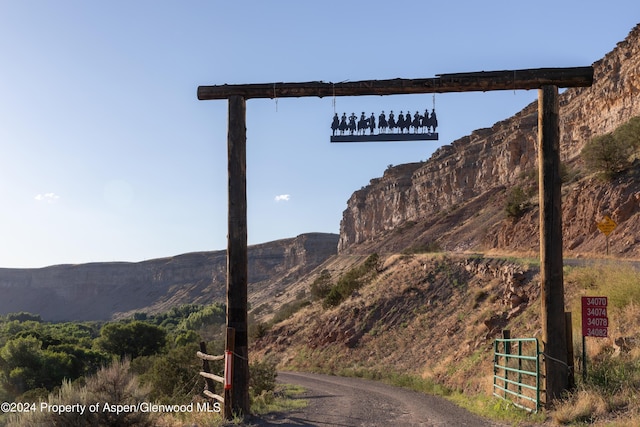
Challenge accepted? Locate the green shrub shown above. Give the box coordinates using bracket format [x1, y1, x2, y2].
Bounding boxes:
[323, 254, 379, 308]
[323, 286, 345, 308]
[134, 343, 205, 404]
[613, 116, 640, 153]
[0, 336, 82, 397]
[270, 300, 310, 325]
[585, 351, 640, 393]
[179, 303, 225, 331]
[402, 242, 442, 254]
[363, 253, 380, 270]
[250, 322, 270, 340]
[310, 270, 332, 300]
[505, 185, 529, 219]
[581, 116, 640, 179]
[6, 313, 41, 323]
[249, 359, 277, 398]
[96, 321, 166, 359]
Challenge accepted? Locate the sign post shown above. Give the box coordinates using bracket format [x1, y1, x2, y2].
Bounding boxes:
[581, 296, 608, 380]
[597, 215, 617, 256]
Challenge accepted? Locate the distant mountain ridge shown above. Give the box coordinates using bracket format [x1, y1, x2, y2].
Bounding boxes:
[0, 233, 338, 321]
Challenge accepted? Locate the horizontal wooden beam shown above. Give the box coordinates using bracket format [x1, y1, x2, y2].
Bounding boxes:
[198, 67, 593, 100]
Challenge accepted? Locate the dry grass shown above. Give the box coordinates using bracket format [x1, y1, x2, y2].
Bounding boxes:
[551, 262, 640, 426]
[5, 359, 266, 427]
[552, 390, 610, 424]
[565, 262, 640, 309]
[154, 411, 228, 427]
[7, 360, 157, 427]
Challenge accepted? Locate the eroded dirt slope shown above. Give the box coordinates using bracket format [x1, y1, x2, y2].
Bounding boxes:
[253, 254, 541, 394]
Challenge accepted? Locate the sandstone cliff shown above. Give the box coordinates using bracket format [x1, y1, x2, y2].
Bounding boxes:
[338, 24, 640, 256]
[0, 233, 338, 321]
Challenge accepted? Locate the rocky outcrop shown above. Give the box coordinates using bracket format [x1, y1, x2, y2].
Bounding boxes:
[0, 233, 338, 321]
[339, 24, 640, 253]
[487, 169, 640, 256]
[461, 257, 536, 323]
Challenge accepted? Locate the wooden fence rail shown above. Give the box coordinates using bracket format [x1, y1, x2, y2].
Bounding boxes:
[199, 371, 225, 384]
[197, 342, 225, 404]
[197, 351, 224, 361]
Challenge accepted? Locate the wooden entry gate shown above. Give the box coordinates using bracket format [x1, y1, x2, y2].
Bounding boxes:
[197, 66, 594, 419]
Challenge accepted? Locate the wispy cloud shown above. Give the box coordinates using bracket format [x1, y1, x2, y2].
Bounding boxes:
[34, 193, 60, 203]
[274, 194, 290, 202]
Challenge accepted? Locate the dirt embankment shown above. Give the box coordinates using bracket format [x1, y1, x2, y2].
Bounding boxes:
[253, 254, 540, 395]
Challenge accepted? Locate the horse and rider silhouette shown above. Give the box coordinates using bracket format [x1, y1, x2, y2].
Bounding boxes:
[332, 109, 437, 136]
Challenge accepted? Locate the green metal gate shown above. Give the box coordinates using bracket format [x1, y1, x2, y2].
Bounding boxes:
[493, 337, 540, 412]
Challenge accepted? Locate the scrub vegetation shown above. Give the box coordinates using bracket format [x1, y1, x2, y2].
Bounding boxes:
[0, 303, 280, 426]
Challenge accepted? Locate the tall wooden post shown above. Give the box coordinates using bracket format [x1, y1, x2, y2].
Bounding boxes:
[226, 95, 250, 416]
[538, 85, 569, 404]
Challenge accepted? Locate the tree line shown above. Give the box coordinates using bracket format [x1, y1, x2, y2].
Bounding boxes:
[0, 303, 226, 406]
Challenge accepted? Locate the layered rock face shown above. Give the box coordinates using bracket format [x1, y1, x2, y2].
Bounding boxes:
[484, 166, 640, 256]
[339, 24, 640, 252]
[0, 233, 338, 321]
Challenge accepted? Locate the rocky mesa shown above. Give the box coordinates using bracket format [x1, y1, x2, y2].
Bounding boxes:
[0, 233, 338, 322]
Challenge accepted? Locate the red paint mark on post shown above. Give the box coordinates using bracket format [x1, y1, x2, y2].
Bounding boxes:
[224, 350, 233, 390]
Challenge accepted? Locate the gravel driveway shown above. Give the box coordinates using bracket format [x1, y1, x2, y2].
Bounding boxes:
[244, 371, 507, 426]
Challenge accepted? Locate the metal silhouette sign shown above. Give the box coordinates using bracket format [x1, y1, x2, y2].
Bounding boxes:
[331, 108, 438, 142]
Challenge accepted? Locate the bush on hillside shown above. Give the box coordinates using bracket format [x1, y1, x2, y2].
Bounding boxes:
[402, 241, 442, 254]
[581, 116, 640, 179]
[581, 133, 631, 178]
[270, 299, 311, 325]
[249, 358, 277, 398]
[323, 254, 380, 308]
[614, 116, 640, 152]
[310, 270, 332, 300]
[505, 185, 530, 219]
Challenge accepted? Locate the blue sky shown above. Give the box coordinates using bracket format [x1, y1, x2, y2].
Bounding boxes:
[0, 1, 638, 268]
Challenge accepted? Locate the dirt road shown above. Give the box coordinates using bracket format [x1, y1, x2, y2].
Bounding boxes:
[247, 372, 505, 426]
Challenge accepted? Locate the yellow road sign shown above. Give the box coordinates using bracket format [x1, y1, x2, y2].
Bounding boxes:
[597, 215, 617, 236]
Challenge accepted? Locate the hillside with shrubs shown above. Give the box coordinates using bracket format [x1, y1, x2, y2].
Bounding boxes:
[249, 115, 640, 426]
